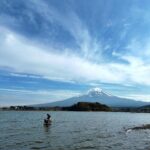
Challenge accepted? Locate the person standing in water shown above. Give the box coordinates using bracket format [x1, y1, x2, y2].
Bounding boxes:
[44, 114, 51, 125]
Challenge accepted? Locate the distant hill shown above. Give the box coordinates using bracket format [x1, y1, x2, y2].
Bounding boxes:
[34, 88, 150, 108]
[137, 105, 150, 113]
[62, 102, 111, 111]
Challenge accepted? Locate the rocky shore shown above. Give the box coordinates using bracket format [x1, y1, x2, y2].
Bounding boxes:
[130, 124, 150, 130]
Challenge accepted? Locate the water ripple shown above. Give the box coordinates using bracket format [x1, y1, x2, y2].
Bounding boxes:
[1, 111, 150, 150]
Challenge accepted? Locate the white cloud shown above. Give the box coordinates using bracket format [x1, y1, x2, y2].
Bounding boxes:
[26, 0, 103, 61]
[10, 73, 41, 79]
[0, 27, 123, 83]
[123, 94, 150, 102]
[0, 1, 150, 95]
[0, 27, 150, 86]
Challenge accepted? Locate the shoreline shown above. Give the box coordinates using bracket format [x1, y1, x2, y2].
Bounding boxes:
[1, 109, 150, 113]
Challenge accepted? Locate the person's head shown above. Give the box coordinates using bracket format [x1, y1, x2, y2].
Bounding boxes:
[47, 114, 51, 118]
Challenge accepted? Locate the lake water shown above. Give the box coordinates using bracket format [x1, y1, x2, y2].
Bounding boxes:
[0, 111, 150, 150]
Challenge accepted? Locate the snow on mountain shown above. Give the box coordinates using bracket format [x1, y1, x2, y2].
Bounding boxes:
[35, 88, 150, 107]
[88, 88, 112, 97]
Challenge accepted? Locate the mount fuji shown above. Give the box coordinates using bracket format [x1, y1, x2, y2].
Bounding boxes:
[36, 88, 150, 108]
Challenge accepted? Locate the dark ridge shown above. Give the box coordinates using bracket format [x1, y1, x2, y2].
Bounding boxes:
[62, 102, 111, 111]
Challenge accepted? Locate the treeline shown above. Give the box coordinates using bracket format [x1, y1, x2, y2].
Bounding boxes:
[1, 106, 62, 111]
[1, 102, 111, 111]
[1, 103, 150, 113]
[112, 106, 150, 113]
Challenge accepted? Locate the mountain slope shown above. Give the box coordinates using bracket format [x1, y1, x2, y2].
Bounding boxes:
[36, 88, 150, 107]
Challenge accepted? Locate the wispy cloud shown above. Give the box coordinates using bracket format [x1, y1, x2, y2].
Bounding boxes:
[0, 26, 150, 86]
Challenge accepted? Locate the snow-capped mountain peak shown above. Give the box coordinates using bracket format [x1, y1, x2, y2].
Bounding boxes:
[88, 88, 103, 96]
[34, 88, 150, 108]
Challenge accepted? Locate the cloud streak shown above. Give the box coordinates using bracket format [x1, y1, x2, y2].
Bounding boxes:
[0, 27, 150, 86]
[0, 27, 116, 82]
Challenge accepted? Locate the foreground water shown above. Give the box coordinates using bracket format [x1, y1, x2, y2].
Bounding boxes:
[0, 111, 150, 150]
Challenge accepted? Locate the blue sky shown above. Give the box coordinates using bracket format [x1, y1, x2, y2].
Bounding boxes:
[0, 0, 150, 106]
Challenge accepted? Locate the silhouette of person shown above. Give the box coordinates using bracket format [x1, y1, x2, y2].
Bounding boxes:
[47, 114, 51, 120]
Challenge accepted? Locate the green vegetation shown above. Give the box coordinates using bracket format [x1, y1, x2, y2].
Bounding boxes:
[62, 102, 111, 111]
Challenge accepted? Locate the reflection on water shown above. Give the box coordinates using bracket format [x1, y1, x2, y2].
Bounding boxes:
[43, 125, 51, 133]
[0, 111, 150, 150]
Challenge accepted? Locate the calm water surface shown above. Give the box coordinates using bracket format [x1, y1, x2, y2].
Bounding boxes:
[0, 111, 150, 150]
